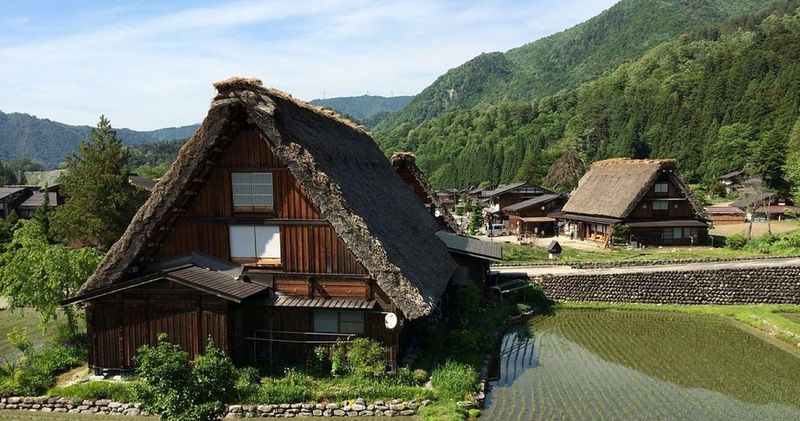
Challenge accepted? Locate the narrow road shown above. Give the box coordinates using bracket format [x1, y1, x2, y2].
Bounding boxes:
[493, 257, 800, 277]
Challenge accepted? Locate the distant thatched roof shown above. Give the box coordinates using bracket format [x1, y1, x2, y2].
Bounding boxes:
[78, 77, 456, 320]
[391, 152, 461, 234]
[562, 158, 706, 219]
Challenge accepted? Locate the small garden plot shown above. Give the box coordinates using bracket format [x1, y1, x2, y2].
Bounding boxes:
[484, 309, 800, 420]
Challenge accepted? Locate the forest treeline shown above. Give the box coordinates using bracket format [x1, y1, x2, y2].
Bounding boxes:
[377, 2, 800, 195]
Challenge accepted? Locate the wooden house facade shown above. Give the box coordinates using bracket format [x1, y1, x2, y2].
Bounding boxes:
[66, 78, 456, 372]
[503, 194, 566, 236]
[553, 159, 709, 247]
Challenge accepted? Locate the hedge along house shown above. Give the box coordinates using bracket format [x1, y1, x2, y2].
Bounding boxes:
[65, 78, 457, 372]
[553, 158, 709, 247]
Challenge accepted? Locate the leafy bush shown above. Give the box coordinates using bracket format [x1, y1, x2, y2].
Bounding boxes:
[450, 284, 481, 326]
[331, 342, 347, 377]
[468, 408, 482, 419]
[254, 369, 314, 403]
[346, 338, 385, 379]
[0, 329, 86, 397]
[449, 329, 481, 354]
[49, 381, 138, 402]
[135, 334, 236, 421]
[430, 361, 478, 401]
[413, 369, 430, 384]
[726, 233, 748, 250]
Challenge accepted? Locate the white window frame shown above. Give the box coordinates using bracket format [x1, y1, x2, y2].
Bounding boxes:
[654, 182, 669, 194]
[232, 172, 274, 212]
[229, 225, 281, 264]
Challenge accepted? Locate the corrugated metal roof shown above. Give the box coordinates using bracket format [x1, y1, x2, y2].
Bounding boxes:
[269, 296, 376, 309]
[167, 266, 267, 301]
[503, 194, 562, 212]
[435, 231, 502, 261]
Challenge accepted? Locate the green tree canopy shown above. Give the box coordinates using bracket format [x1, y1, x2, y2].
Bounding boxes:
[51, 115, 144, 250]
[0, 219, 102, 333]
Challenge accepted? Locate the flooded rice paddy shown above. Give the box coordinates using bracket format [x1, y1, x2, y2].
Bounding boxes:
[483, 309, 800, 420]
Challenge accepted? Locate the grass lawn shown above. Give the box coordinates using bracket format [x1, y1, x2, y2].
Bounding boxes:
[0, 308, 55, 360]
[500, 242, 792, 264]
[711, 221, 800, 237]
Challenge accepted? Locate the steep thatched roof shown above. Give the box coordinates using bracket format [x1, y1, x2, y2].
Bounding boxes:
[561, 158, 706, 219]
[78, 77, 456, 320]
[390, 152, 461, 234]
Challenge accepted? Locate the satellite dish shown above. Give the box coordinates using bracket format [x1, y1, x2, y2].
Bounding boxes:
[384, 312, 398, 329]
[434, 209, 442, 218]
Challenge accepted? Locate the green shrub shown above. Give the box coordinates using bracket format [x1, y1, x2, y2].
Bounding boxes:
[448, 329, 482, 355]
[468, 408, 482, 419]
[346, 338, 385, 379]
[49, 381, 138, 402]
[307, 346, 331, 377]
[135, 334, 236, 421]
[30, 344, 87, 374]
[331, 342, 347, 377]
[450, 284, 480, 326]
[430, 361, 478, 401]
[726, 233, 748, 250]
[413, 369, 430, 384]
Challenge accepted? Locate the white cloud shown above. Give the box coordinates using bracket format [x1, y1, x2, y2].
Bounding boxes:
[0, 0, 617, 130]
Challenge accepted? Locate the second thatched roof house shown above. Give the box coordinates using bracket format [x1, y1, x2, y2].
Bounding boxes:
[552, 158, 709, 247]
[65, 78, 456, 371]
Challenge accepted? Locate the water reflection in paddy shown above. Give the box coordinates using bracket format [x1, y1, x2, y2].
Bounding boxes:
[483, 309, 800, 420]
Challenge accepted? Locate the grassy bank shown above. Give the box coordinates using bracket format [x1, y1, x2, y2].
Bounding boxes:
[0, 308, 54, 360]
[556, 302, 800, 352]
[500, 243, 791, 264]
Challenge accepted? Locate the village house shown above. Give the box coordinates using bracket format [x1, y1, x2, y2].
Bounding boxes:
[0, 187, 33, 218]
[503, 194, 567, 237]
[0, 185, 61, 218]
[704, 205, 744, 225]
[552, 158, 709, 247]
[482, 182, 554, 227]
[717, 169, 746, 196]
[64, 78, 457, 372]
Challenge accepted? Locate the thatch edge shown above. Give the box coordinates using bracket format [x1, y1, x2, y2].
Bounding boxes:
[390, 152, 462, 234]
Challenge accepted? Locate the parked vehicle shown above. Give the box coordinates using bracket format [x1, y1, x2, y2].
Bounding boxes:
[488, 223, 508, 236]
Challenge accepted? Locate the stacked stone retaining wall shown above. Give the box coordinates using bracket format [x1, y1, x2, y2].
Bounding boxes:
[0, 396, 424, 418]
[537, 267, 800, 304]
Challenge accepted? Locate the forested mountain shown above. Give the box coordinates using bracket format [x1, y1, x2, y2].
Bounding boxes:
[378, 1, 800, 193]
[374, 0, 778, 136]
[310, 95, 413, 126]
[0, 111, 198, 168]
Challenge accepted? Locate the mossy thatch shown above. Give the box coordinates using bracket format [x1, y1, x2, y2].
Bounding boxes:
[391, 152, 461, 234]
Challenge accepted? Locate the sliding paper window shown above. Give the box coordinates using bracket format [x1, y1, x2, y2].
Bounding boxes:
[232, 172, 273, 211]
[229, 225, 281, 264]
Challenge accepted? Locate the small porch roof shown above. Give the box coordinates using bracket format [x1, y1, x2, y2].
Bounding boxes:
[268, 296, 376, 309]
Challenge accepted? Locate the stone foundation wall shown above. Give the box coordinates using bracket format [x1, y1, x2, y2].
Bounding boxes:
[0, 396, 424, 418]
[537, 267, 800, 304]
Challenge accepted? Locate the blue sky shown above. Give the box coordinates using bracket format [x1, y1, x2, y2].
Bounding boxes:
[0, 0, 617, 130]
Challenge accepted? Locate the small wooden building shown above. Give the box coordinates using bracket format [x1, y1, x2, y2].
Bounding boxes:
[731, 193, 799, 221]
[717, 169, 745, 195]
[704, 205, 744, 225]
[66, 78, 456, 372]
[503, 194, 567, 236]
[553, 159, 709, 246]
[435, 231, 501, 292]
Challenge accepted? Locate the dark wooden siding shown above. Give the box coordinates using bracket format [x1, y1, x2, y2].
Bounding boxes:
[155, 130, 367, 276]
[87, 280, 228, 370]
[629, 175, 696, 219]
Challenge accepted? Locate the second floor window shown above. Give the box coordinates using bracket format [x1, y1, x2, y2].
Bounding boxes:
[652, 200, 669, 211]
[229, 225, 281, 264]
[654, 182, 669, 194]
[232, 172, 273, 212]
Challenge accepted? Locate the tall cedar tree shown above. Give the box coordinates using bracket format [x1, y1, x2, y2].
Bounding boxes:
[784, 118, 800, 197]
[52, 116, 143, 250]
